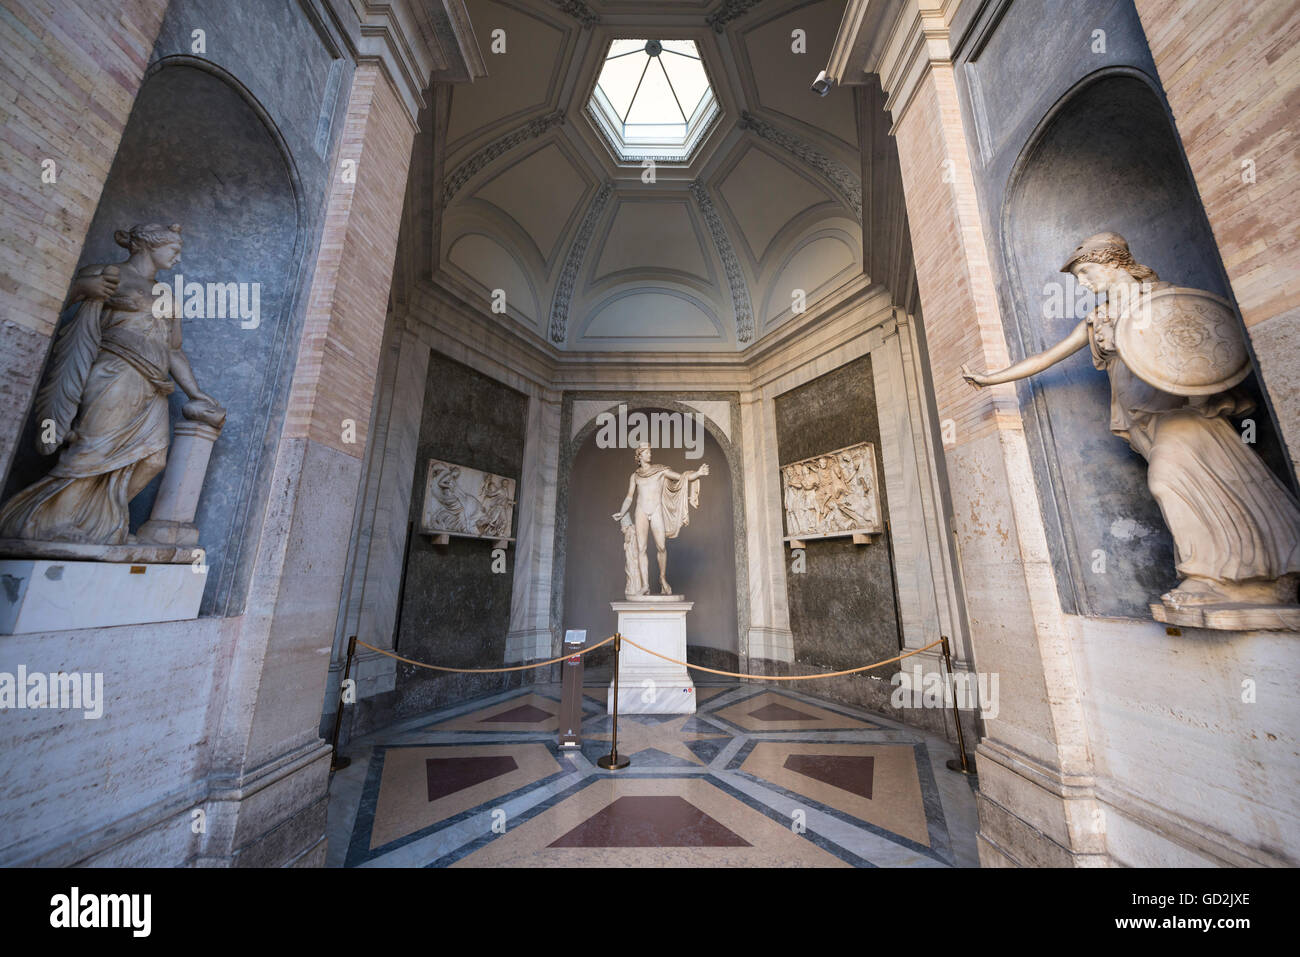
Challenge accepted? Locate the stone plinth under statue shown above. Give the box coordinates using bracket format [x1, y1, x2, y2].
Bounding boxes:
[608, 596, 696, 714]
[0, 541, 204, 634]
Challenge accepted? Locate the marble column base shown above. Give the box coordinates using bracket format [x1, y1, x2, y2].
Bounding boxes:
[0, 559, 205, 634]
[609, 598, 696, 714]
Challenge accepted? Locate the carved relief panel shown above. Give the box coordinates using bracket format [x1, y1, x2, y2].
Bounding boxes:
[780, 442, 882, 542]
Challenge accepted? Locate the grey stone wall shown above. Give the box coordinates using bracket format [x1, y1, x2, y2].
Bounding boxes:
[774, 354, 901, 671]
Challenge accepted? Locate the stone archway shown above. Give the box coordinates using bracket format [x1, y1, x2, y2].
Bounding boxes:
[553, 395, 747, 673]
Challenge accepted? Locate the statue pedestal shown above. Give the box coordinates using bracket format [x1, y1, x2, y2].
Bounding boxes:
[0, 557, 205, 635]
[1150, 600, 1300, 631]
[609, 597, 696, 714]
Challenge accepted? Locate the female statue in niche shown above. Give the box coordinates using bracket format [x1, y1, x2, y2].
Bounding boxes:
[0, 223, 225, 545]
[962, 232, 1300, 618]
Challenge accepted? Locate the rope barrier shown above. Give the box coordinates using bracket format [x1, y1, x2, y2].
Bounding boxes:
[352, 635, 943, 680]
[354, 634, 616, 673]
[334, 633, 975, 778]
[618, 636, 944, 680]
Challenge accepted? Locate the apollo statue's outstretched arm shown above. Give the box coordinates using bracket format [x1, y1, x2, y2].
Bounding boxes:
[663, 463, 711, 482]
[962, 320, 1089, 387]
[612, 473, 636, 521]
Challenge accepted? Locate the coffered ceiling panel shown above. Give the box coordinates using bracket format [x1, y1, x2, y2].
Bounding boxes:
[739, 0, 859, 154]
[717, 145, 834, 263]
[473, 142, 589, 268]
[447, 232, 539, 325]
[445, 0, 571, 154]
[763, 229, 858, 328]
[591, 197, 714, 284]
[580, 290, 723, 343]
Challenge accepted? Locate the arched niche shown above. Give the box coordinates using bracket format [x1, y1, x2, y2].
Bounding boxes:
[1001, 70, 1289, 617]
[559, 404, 741, 667]
[3, 60, 303, 616]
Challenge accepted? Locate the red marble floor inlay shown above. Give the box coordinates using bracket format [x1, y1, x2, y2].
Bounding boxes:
[747, 702, 821, 722]
[425, 756, 520, 802]
[782, 754, 875, 799]
[548, 796, 751, 847]
[480, 704, 553, 724]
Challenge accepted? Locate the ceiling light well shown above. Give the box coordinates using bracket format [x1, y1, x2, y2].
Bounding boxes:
[586, 37, 722, 165]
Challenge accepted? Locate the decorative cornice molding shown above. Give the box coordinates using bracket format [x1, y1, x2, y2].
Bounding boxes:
[549, 182, 614, 344]
[690, 180, 754, 343]
[347, 0, 485, 121]
[738, 111, 862, 221]
[426, 0, 488, 82]
[544, 0, 600, 27]
[442, 110, 566, 205]
[705, 0, 764, 33]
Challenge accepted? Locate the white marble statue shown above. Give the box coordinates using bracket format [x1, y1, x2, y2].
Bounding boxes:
[0, 223, 224, 546]
[612, 444, 710, 598]
[962, 232, 1300, 620]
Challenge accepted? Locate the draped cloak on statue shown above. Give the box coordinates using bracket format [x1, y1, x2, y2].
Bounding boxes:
[1088, 288, 1300, 584]
[652, 466, 701, 539]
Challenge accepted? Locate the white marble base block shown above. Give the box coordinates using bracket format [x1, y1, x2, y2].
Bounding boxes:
[0, 559, 205, 634]
[608, 597, 696, 714]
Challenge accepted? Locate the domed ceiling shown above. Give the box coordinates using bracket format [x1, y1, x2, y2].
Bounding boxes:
[418, 0, 909, 353]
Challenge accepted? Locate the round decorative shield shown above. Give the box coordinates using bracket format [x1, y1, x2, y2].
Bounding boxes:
[1114, 286, 1250, 396]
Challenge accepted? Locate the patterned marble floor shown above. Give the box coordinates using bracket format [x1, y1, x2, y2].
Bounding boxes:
[326, 683, 980, 867]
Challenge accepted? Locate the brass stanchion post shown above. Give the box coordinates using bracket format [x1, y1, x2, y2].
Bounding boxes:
[940, 635, 977, 777]
[330, 634, 357, 772]
[597, 633, 630, 770]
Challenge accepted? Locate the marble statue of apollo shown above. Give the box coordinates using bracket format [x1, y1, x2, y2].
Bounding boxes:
[612, 444, 709, 597]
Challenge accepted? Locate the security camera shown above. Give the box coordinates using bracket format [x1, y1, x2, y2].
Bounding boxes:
[811, 70, 832, 96]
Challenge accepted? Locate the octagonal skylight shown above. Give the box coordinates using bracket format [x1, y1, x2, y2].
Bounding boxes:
[588, 39, 720, 164]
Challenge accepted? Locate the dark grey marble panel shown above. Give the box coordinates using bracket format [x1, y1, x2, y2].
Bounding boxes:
[774, 354, 902, 670]
[392, 350, 529, 710]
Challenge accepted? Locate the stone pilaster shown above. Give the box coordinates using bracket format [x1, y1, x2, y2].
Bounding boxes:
[506, 391, 563, 663]
[739, 391, 795, 665]
[199, 61, 419, 866]
[831, 0, 1107, 866]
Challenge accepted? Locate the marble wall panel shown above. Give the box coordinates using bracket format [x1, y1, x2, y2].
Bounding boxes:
[392, 350, 529, 714]
[774, 354, 901, 670]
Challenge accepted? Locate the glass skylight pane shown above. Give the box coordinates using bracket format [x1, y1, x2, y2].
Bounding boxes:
[625, 58, 682, 125]
[597, 53, 648, 119]
[664, 57, 708, 118]
[625, 124, 687, 141]
[660, 40, 699, 59]
[607, 38, 646, 58]
[590, 38, 718, 162]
